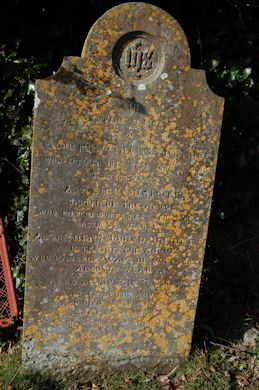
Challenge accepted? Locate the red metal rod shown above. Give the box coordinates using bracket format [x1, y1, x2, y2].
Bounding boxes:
[0, 217, 18, 320]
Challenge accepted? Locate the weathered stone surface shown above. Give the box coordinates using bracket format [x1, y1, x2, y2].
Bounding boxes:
[23, 2, 224, 374]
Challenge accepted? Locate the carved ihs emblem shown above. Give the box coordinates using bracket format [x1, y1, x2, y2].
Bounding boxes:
[125, 40, 154, 78]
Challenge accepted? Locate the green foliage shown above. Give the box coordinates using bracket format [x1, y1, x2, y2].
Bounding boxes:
[191, 0, 259, 342]
[0, 43, 46, 298]
[0, 346, 75, 389]
[172, 344, 259, 389]
[0, 342, 258, 389]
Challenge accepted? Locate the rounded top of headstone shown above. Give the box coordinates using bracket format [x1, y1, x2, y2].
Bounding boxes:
[81, 2, 190, 85]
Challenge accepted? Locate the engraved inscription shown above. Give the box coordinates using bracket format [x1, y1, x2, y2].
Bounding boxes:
[23, 2, 224, 373]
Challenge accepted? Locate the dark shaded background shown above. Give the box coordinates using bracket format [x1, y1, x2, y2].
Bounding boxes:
[0, 0, 258, 346]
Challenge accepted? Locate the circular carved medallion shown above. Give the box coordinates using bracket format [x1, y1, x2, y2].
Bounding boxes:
[113, 32, 163, 83]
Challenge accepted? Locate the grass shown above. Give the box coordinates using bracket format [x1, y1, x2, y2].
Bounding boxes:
[0, 340, 258, 389]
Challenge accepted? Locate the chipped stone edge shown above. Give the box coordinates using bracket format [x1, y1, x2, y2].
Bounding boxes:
[23, 335, 182, 378]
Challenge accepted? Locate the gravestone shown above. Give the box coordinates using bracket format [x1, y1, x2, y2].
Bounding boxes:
[23, 2, 224, 374]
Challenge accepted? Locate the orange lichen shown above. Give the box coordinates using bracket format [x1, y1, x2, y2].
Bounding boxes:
[23, 1, 224, 372]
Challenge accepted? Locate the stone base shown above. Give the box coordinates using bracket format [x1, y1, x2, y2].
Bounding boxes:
[23, 335, 183, 378]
